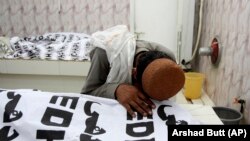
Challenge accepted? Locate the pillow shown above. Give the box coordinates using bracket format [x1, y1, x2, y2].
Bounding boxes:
[142, 58, 185, 101]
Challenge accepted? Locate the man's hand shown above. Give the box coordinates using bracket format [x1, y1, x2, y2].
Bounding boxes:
[115, 84, 156, 118]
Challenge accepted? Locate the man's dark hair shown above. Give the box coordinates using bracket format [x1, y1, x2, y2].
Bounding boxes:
[136, 51, 175, 85]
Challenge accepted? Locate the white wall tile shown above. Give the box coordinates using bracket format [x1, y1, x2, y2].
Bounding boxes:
[198, 0, 250, 124]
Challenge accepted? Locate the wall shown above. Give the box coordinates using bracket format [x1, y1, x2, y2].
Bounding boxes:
[0, 0, 130, 93]
[195, 0, 250, 124]
[130, 0, 195, 64]
[0, 0, 130, 37]
[131, 0, 178, 57]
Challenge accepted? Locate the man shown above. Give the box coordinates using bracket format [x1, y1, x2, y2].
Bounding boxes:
[81, 40, 178, 118]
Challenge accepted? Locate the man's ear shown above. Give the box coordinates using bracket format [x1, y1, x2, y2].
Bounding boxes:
[132, 68, 137, 80]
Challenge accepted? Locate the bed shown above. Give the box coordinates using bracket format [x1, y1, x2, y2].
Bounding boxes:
[0, 33, 91, 61]
[0, 88, 202, 141]
[0, 33, 92, 93]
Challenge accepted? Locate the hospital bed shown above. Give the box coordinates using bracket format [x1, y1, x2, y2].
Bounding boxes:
[0, 88, 222, 141]
[0, 33, 91, 93]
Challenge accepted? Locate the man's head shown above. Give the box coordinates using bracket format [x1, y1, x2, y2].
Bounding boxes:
[132, 51, 185, 101]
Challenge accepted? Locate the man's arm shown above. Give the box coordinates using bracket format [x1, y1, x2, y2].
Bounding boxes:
[81, 47, 154, 117]
[115, 84, 155, 118]
[81, 48, 119, 99]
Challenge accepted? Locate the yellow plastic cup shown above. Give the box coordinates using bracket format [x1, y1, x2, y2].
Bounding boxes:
[184, 72, 204, 99]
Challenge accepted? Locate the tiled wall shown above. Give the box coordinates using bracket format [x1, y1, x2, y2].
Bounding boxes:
[196, 0, 250, 124]
[0, 0, 130, 37]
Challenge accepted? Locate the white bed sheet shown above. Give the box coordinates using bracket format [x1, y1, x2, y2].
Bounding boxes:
[0, 88, 201, 141]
